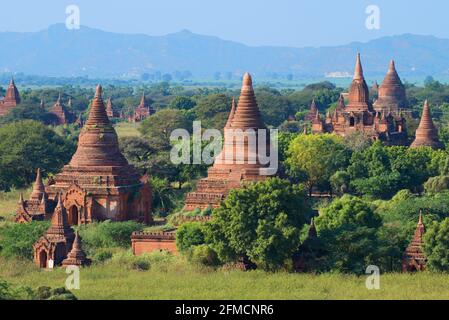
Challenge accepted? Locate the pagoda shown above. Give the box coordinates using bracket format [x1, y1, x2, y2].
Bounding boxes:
[411, 100, 443, 149]
[305, 99, 318, 121]
[16, 169, 55, 223]
[402, 212, 427, 272]
[373, 60, 408, 113]
[33, 195, 75, 268]
[45, 85, 152, 225]
[106, 98, 118, 119]
[130, 92, 154, 122]
[49, 94, 76, 125]
[184, 73, 275, 211]
[0, 77, 21, 116]
[62, 231, 91, 267]
[311, 54, 407, 146]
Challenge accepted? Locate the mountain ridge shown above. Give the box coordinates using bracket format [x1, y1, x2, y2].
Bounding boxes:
[0, 24, 448, 79]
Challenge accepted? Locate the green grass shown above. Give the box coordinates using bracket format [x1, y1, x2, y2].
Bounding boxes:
[0, 188, 29, 226]
[1, 255, 449, 300]
[114, 122, 141, 138]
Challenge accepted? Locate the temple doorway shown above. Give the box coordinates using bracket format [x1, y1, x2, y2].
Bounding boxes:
[39, 250, 47, 268]
[68, 206, 79, 226]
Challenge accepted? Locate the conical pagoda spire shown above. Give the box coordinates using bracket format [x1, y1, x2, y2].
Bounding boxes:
[30, 168, 45, 201]
[411, 100, 443, 149]
[68, 84, 129, 167]
[4, 76, 21, 104]
[106, 97, 115, 118]
[336, 94, 345, 112]
[225, 98, 237, 128]
[46, 194, 72, 236]
[86, 85, 110, 126]
[229, 73, 265, 129]
[62, 231, 91, 267]
[354, 53, 364, 80]
[346, 53, 371, 112]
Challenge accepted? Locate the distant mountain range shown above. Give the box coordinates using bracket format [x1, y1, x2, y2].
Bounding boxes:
[0, 24, 448, 79]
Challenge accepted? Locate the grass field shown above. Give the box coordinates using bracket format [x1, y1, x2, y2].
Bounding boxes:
[2, 188, 449, 300]
[1, 255, 449, 300]
[114, 122, 141, 138]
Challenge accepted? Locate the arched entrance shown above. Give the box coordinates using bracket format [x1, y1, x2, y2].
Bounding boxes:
[68, 206, 79, 226]
[39, 250, 48, 268]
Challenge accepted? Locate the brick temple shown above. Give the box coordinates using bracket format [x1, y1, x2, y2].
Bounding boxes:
[106, 98, 118, 119]
[311, 54, 408, 145]
[17, 85, 152, 225]
[130, 92, 155, 122]
[184, 73, 275, 211]
[0, 78, 21, 116]
[49, 94, 76, 125]
[402, 212, 427, 272]
[411, 100, 443, 149]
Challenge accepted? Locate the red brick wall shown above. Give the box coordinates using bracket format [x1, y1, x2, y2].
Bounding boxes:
[132, 240, 178, 255]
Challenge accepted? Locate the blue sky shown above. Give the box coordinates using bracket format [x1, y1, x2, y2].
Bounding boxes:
[0, 0, 447, 47]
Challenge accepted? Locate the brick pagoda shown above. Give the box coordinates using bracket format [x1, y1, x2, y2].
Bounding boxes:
[43, 85, 152, 225]
[184, 73, 274, 211]
[106, 98, 118, 119]
[402, 212, 427, 272]
[33, 195, 75, 268]
[0, 78, 21, 116]
[16, 169, 55, 223]
[311, 54, 407, 146]
[373, 60, 408, 113]
[62, 231, 91, 267]
[49, 94, 76, 125]
[130, 92, 154, 122]
[411, 100, 443, 149]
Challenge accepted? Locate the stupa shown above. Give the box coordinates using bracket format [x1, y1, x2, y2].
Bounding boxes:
[45, 85, 152, 225]
[402, 212, 427, 272]
[184, 73, 275, 211]
[130, 93, 154, 122]
[410, 100, 443, 149]
[373, 60, 408, 113]
[62, 231, 91, 267]
[16, 169, 55, 223]
[33, 195, 75, 268]
[0, 77, 21, 116]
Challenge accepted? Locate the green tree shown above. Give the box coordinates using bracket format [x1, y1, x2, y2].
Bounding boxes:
[205, 178, 310, 270]
[424, 218, 449, 272]
[176, 222, 206, 253]
[168, 96, 196, 110]
[0, 120, 75, 191]
[286, 134, 350, 195]
[315, 195, 382, 273]
[193, 94, 231, 130]
[139, 109, 190, 151]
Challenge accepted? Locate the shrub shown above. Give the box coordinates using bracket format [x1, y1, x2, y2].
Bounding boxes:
[0, 279, 34, 300]
[189, 245, 220, 267]
[92, 250, 113, 264]
[0, 221, 50, 259]
[176, 222, 205, 253]
[78, 221, 144, 253]
[36, 286, 77, 300]
[424, 176, 449, 194]
[424, 218, 449, 272]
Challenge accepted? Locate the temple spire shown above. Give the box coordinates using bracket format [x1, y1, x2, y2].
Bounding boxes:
[229, 72, 265, 129]
[86, 85, 110, 126]
[225, 98, 237, 128]
[309, 218, 317, 239]
[30, 168, 45, 201]
[411, 100, 443, 149]
[354, 53, 364, 80]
